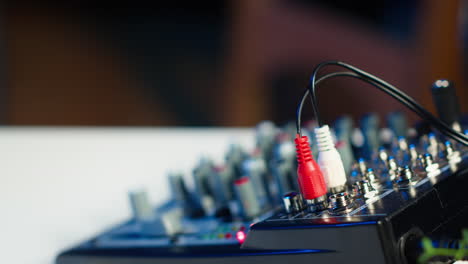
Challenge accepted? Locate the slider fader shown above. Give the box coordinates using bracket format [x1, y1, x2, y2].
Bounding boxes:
[56, 62, 468, 264]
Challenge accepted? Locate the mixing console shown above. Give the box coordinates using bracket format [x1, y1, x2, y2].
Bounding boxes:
[56, 63, 468, 264]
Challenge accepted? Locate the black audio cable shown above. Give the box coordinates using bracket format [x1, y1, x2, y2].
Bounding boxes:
[297, 71, 423, 134]
[296, 61, 468, 146]
[309, 62, 466, 144]
[296, 71, 361, 134]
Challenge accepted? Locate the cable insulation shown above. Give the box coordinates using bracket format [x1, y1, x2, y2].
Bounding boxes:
[296, 62, 467, 146]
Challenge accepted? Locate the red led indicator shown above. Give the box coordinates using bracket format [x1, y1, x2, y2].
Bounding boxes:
[225, 233, 232, 239]
[236, 231, 246, 243]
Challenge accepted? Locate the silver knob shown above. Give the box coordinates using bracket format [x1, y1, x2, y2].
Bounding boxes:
[398, 137, 408, 151]
[129, 190, 183, 236]
[419, 153, 440, 176]
[409, 144, 418, 162]
[378, 147, 389, 165]
[129, 190, 154, 222]
[444, 141, 461, 164]
[242, 156, 269, 204]
[387, 156, 398, 180]
[358, 158, 367, 176]
[329, 192, 353, 214]
[426, 133, 439, 158]
[353, 180, 377, 198]
[365, 168, 381, 190]
[394, 166, 417, 187]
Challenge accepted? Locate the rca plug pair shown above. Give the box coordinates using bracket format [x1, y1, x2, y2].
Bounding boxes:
[295, 125, 348, 205]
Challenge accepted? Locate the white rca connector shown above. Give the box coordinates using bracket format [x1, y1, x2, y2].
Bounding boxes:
[314, 125, 347, 193]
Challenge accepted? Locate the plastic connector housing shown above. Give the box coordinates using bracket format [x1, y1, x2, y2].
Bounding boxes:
[294, 134, 327, 200]
[315, 125, 348, 192]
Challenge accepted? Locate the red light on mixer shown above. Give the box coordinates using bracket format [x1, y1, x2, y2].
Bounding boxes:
[236, 231, 246, 243]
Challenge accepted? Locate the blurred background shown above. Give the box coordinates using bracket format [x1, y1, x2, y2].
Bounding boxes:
[2, 0, 467, 127]
[1, 1, 468, 264]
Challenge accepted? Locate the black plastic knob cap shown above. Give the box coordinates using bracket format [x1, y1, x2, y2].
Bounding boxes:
[431, 79, 460, 126]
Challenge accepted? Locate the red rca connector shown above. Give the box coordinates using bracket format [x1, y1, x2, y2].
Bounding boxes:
[294, 134, 327, 201]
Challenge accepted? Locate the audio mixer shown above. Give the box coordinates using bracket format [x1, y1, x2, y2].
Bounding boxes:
[56, 62, 468, 264]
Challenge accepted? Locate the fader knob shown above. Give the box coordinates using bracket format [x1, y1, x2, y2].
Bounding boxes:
[168, 172, 205, 218]
[129, 190, 183, 236]
[387, 111, 408, 138]
[192, 158, 216, 214]
[242, 156, 270, 204]
[193, 158, 215, 197]
[129, 190, 154, 221]
[334, 116, 355, 174]
[153, 206, 183, 236]
[208, 165, 234, 204]
[234, 176, 262, 219]
[226, 144, 247, 176]
[255, 121, 277, 159]
[360, 113, 381, 158]
[272, 140, 297, 197]
[168, 172, 189, 204]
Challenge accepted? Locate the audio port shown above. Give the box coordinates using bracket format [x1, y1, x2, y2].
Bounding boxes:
[328, 192, 354, 215]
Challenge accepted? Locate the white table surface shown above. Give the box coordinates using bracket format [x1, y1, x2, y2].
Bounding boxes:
[0, 127, 254, 264]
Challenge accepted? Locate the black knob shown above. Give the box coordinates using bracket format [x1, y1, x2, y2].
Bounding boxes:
[431, 79, 461, 129]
